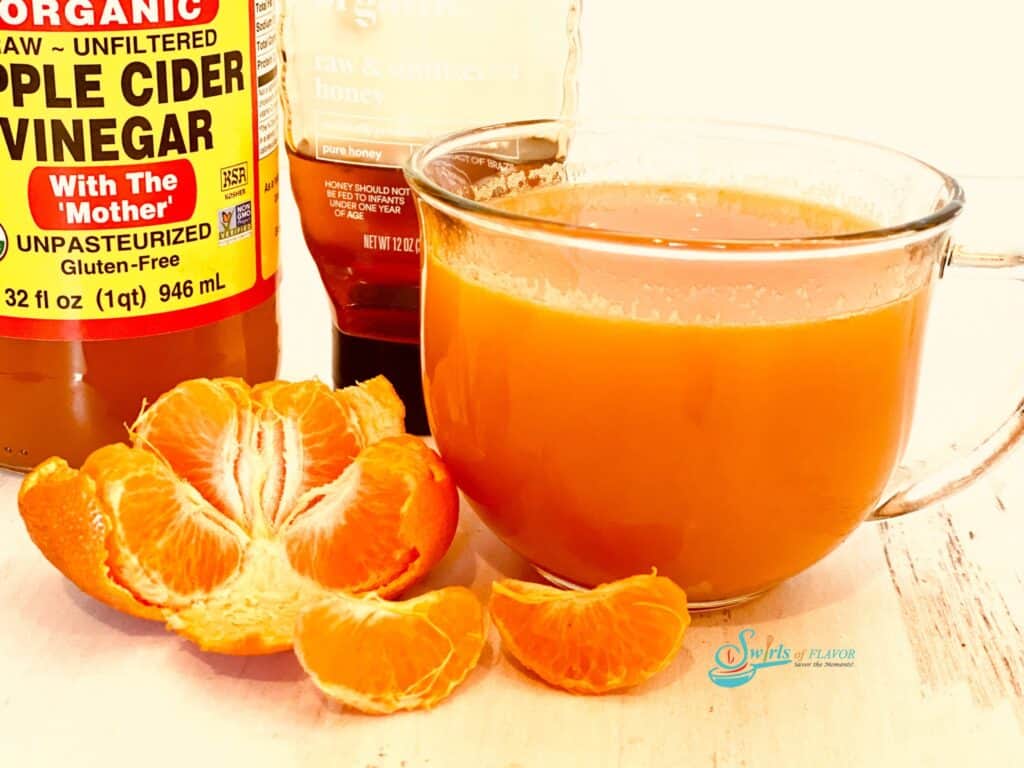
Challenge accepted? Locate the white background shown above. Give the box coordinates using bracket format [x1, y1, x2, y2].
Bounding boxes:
[277, 0, 1024, 381]
[577, 0, 1023, 177]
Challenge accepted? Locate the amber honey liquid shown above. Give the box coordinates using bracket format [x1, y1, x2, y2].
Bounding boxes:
[286, 150, 421, 343]
[423, 182, 933, 602]
[287, 149, 429, 432]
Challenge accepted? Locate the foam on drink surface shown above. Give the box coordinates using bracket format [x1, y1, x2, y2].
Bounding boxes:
[427, 182, 927, 326]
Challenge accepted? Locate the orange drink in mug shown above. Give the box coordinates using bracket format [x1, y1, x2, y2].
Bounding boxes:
[406, 120, 1024, 608]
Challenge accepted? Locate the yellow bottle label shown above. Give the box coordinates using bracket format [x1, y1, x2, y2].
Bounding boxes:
[0, 0, 279, 340]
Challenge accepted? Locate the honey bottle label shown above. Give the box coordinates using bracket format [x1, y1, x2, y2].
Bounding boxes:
[282, 0, 579, 166]
[0, 0, 279, 341]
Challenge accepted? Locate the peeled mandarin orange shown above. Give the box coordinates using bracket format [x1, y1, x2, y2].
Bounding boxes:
[18, 376, 458, 655]
[489, 574, 690, 694]
[295, 586, 486, 714]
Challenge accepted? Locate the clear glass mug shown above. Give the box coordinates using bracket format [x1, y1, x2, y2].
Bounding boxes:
[405, 118, 1024, 609]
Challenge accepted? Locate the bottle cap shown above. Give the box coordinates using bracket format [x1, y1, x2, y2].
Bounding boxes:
[333, 330, 430, 435]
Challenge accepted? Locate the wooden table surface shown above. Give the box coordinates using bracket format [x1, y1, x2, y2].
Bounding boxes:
[1, 274, 1023, 767]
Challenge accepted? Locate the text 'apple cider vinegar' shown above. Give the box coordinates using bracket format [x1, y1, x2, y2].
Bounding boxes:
[281, 0, 580, 433]
[0, 0, 281, 471]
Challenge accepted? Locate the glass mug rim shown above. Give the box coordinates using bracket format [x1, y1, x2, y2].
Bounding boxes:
[405, 116, 965, 260]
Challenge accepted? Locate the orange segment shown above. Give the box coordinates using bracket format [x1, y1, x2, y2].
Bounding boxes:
[132, 378, 255, 528]
[489, 574, 690, 694]
[254, 380, 356, 526]
[82, 444, 246, 609]
[281, 435, 458, 596]
[18, 457, 162, 621]
[252, 378, 404, 527]
[334, 375, 407, 443]
[294, 587, 485, 714]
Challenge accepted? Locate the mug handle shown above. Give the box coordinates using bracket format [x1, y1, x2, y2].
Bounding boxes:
[869, 178, 1024, 520]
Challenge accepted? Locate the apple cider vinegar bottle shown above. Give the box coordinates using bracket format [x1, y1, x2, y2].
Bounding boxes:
[0, 0, 281, 471]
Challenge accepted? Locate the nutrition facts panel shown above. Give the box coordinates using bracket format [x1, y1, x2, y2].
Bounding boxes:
[255, 0, 279, 160]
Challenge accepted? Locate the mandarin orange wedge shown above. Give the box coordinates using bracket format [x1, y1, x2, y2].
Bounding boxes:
[295, 587, 486, 714]
[18, 376, 458, 655]
[489, 574, 690, 694]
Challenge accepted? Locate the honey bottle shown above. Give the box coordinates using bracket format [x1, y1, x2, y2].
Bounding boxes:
[0, 0, 281, 471]
[280, 0, 580, 433]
